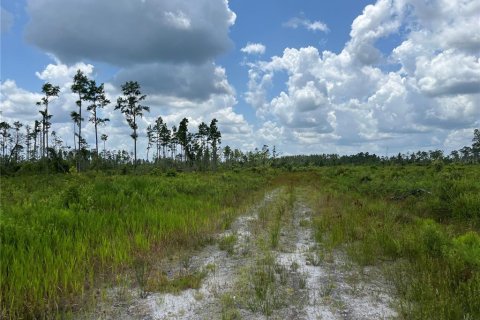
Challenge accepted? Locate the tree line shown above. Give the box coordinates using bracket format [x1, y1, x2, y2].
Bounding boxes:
[273, 129, 480, 168]
[1, 68, 478, 174]
[0, 70, 230, 173]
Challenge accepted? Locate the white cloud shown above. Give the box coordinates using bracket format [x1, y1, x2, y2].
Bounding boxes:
[164, 11, 191, 30]
[415, 50, 480, 96]
[113, 62, 234, 101]
[245, 0, 480, 154]
[1, 59, 254, 157]
[0, 80, 43, 120]
[284, 16, 329, 33]
[36, 62, 94, 85]
[24, 0, 237, 105]
[25, 0, 236, 65]
[241, 43, 266, 55]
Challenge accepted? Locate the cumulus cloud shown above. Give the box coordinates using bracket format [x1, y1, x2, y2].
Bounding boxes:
[24, 0, 238, 107]
[36, 62, 94, 85]
[0, 80, 43, 120]
[1, 7, 13, 33]
[245, 0, 480, 154]
[283, 15, 329, 33]
[113, 62, 234, 101]
[25, 0, 235, 66]
[241, 43, 266, 55]
[1, 60, 254, 157]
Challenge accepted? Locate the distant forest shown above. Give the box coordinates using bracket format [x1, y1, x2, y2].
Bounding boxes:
[1, 70, 479, 174]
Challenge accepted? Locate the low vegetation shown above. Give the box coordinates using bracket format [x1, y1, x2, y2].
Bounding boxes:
[1, 137, 479, 319]
[0, 171, 267, 318]
[298, 164, 480, 319]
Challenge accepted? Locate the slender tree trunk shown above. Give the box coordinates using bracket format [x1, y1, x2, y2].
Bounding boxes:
[157, 135, 160, 161]
[73, 122, 77, 153]
[212, 141, 217, 170]
[94, 109, 99, 156]
[133, 115, 137, 167]
[45, 103, 49, 156]
[77, 95, 82, 172]
[78, 97, 82, 153]
[26, 139, 30, 161]
[42, 116, 46, 158]
[33, 135, 37, 160]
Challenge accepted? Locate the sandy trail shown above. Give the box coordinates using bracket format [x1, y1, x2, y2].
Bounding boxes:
[87, 188, 397, 319]
[274, 198, 397, 320]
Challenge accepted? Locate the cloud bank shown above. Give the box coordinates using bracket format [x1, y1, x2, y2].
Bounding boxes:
[247, 0, 480, 154]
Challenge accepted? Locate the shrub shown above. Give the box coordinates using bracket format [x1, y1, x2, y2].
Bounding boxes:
[419, 219, 451, 258]
[450, 232, 480, 272]
[62, 185, 81, 209]
[165, 169, 177, 177]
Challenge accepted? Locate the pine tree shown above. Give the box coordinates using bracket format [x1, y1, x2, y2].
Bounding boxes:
[177, 118, 189, 162]
[87, 80, 110, 156]
[71, 70, 90, 162]
[115, 81, 149, 167]
[209, 119, 221, 169]
[36, 83, 60, 158]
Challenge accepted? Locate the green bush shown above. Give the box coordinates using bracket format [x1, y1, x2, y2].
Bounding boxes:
[62, 185, 81, 209]
[450, 232, 480, 271]
[419, 219, 451, 258]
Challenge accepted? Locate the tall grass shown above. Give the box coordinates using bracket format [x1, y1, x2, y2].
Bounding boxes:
[0, 171, 267, 318]
[299, 164, 480, 319]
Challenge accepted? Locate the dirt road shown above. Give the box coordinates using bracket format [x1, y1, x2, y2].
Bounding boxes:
[89, 188, 397, 319]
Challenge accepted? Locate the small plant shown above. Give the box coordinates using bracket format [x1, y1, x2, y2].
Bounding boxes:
[306, 252, 321, 266]
[194, 291, 204, 301]
[165, 169, 177, 177]
[290, 261, 299, 272]
[270, 223, 280, 249]
[298, 274, 307, 289]
[221, 294, 241, 320]
[133, 257, 151, 298]
[321, 279, 336, 297]
[62, 184, 81, 209]
[147, 270, 207, 294]
[219, 234, 237, 255]
[299, 219, 310, 227]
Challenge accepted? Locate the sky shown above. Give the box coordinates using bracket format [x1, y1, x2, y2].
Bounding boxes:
[1, 0, 479, 158]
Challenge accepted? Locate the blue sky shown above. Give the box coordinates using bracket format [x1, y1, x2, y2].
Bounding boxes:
[1, 0, 479, 157]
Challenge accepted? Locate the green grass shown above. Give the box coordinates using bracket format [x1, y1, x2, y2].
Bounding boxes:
[0, 171, 268, 319]
[293, 164, 480, 320]
[232, 187, 295, 316]
[146, 269, 207, 294]
[2, 164, 479, 319]
[218, 234, 237, 255]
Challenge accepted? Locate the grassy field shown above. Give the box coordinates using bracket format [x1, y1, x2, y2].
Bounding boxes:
[0, 171, 268, 319]
[1, 164, 479, 319]
[296, 164, 480, 319]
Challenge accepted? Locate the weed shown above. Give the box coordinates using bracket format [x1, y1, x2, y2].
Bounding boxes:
[298, 274, 307, 289]
[306, 252, 321, 266]
[133, 257, 151, 298]
[146, 270, 207, 294]
[299, 218, 310, 227]
[219, 234, 237, 255]
[321, 279, 336, 297]
[221, 294, 241, 320]
[270, 223, 281, 249]
[290, 261, 299, 272]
